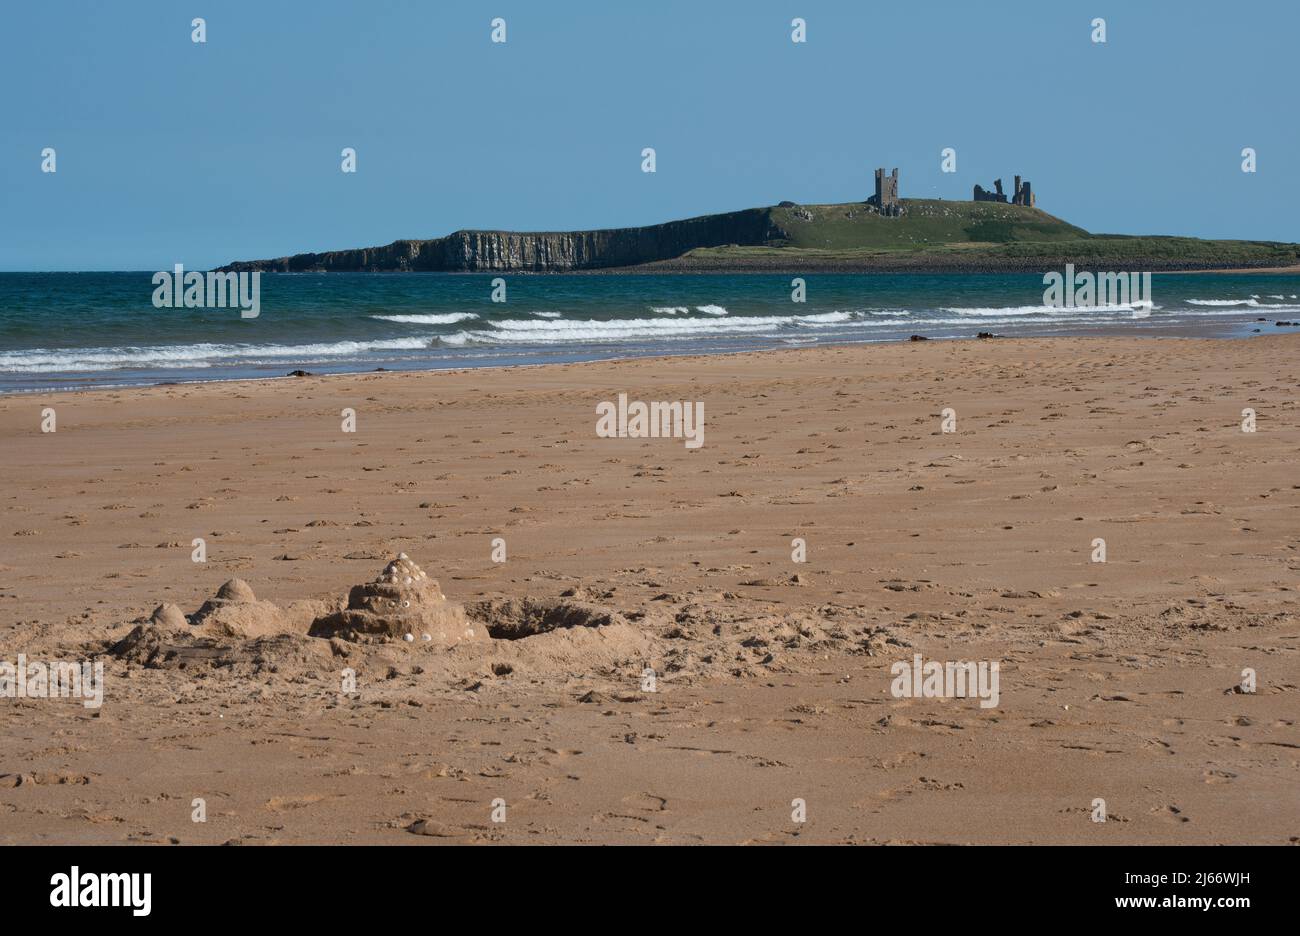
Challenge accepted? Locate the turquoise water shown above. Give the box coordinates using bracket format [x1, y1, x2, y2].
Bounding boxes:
[1, 272, 1298, 392]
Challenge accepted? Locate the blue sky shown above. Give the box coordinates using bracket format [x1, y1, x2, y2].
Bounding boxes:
[2, 0, 1295, 270]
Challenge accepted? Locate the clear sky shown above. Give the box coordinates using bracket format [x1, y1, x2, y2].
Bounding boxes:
[2, 0, 1295, 271]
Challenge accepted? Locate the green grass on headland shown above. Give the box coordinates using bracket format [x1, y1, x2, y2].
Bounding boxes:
[639, 200, 1300, 273]
[770, 199, 1090, 250]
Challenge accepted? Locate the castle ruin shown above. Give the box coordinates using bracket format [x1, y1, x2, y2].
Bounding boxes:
[862, 165, 1037, 216]
[1013, 176, 1034, 207]
[974, 175, 1035, 207]
[867, 167, 902, 216]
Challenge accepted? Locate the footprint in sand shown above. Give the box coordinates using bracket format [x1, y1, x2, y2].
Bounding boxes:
[621, 791, 667, 813]
[1151, 804, 1190, 823]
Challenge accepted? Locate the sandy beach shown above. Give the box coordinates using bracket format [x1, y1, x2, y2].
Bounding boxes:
[1, 335, 1297, 844]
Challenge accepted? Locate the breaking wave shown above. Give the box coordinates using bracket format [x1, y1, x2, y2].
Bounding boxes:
[0, 338, 432, 373]
[370, 312, 479, 324]
[439, 311, 856, 346]
[942, 304, 1150, 316]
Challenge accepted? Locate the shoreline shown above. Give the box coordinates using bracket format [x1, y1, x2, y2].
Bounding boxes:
[12, 287, 1300, 396]
[0, 326, 1277, 397]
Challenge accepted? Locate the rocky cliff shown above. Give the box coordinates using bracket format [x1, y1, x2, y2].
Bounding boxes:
[214, 200, 1300, 275]
[217, 208, 786, 273]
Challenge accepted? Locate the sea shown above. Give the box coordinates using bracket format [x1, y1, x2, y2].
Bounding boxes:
[1, 271, 1297, 393]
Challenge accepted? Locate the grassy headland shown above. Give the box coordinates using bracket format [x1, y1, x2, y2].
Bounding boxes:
[218, 199, 1300, 274]
[640, 200, 1300, 273]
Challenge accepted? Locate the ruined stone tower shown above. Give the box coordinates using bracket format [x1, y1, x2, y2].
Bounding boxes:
[974, 174, 1036, 206]
[868, 167, 901, 216]
[1012, 175, 1035, 207]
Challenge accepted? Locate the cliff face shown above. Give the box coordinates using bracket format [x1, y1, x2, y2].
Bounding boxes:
[218, 208, 786, 273]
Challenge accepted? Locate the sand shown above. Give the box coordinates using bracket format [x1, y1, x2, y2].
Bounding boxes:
[1, 335, 1297, 844]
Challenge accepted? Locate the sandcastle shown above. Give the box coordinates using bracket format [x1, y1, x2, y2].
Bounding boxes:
[125, 577, 284, 640]
[112, 578, 289, 666]
[308, 554, 486, 646]
[187, 578, 286, 639]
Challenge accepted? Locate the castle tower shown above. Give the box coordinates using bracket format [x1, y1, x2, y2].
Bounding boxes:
[869, 167, 901, 216]
[1012, 176, 1035, 207]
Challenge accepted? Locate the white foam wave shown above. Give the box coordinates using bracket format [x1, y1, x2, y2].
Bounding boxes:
[440, 311, 854, 345]
[1180, 304, 1300, 317]
[370, 312, 478, 324]
[0, 338, 431, 373]
[695, 305, 728, 316]
[942, 304, 1145, 316]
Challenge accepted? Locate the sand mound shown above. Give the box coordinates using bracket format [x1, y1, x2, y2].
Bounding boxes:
[309, 554, 486, 646]
[111, 626, 327, 671]
[111, 602, 194, 666]
[214, 578, 257, 603]
[151, 602, 187, 628]
[111, 621, 215, 667]
[189, 578, 287, 640]
[111, 580, 296, 666]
